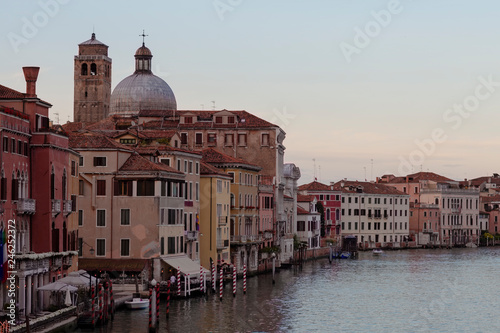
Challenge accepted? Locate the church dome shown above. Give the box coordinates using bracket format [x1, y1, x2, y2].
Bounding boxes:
[109, 43, 176, 116]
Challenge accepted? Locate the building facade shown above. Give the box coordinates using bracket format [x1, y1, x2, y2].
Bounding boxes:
[334, 180, 410, 249]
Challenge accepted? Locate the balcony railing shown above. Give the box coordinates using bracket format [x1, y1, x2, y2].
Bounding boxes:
[63, 200, 73, 216]
[17, 198, 36, 215]
[423, 229, 433, 234]
[231, 235, 263, 244]
[186, 230, 198, 241]
[264, 231, 273, 239]
[52, 199, 61, 217]
[218, 216, 227, 226]
[217, 239, 230, 249]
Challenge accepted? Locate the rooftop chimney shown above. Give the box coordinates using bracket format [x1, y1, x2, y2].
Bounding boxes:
[22, 67, 40, 98]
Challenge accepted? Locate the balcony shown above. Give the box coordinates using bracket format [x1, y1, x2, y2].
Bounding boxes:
[52, 199, 61, 217]
[264, 231, 273, 240]
[218, 216, 227, 226]
[63, 200, 73, 216]
[423, 229, 433, 234]
[63, 256, 73, 268]
[17, 198, 36, 215]
[231, 235, 263, 244]
[217, 239, 230, 249]
[185, 230, 198, 241]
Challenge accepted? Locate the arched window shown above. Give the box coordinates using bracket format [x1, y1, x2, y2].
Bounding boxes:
[0, 169, 6, 201]
[326, 208, 331, 221]
[11, 171, 18, 201]
[90, 63, 97, 75]
[81, 63, 88, 75]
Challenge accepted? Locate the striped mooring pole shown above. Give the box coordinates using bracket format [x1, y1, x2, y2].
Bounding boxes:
[200, 266, 204, 294]
[219, 266, 223, 301]
[148, 287, 153, 329]
[243, 264, 247, 294]
[232, 265, 236, 297]
[166, 281, 171, 319]
[156, 282, 160, 324]
[177, 267, 181, 296]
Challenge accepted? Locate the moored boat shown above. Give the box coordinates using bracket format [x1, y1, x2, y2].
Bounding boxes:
[372, 249, 384, 255]
[125, 297, 149, 310]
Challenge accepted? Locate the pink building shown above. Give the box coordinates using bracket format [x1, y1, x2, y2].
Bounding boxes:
[0, 67, 78, 316]
[298, 181, 342, 242]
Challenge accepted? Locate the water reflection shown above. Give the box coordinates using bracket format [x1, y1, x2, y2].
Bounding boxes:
[74, 248, 500, 332]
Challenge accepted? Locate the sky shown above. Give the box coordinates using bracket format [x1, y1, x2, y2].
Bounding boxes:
[1, 0, 500, 184]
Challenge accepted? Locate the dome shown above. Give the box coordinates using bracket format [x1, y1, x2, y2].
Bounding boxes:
[109, 73, 177, 116]
[135, 45, 152, 56]
[109, 42, 177, 116]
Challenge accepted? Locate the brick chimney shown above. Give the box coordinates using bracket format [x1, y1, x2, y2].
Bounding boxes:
[22, 67, 40, 98]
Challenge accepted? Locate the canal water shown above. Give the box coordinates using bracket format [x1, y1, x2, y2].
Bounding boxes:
[75, 247, 500, 332]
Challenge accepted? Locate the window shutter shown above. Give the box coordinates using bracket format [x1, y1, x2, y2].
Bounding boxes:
[114, 180, 119, 195]
[127, 181, 133, 196]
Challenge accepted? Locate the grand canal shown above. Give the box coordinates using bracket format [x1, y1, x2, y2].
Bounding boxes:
[75, 247, 500, 332]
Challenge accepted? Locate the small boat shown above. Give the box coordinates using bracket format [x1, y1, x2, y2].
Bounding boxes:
[340, 252, 351, 259]
[372, 249, 384, 255]
[125, 297, 149, 310]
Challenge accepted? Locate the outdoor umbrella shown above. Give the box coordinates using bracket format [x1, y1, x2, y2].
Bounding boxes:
[38, 281, 78, 292]
[59, 271, 98, 287]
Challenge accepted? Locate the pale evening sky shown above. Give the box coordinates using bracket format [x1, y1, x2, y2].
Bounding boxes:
[1, 0, 500, 183]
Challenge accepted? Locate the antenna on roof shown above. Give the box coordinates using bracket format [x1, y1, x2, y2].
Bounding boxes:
[364, 167, 367, 181]
[53, 112, 59, 124]
[211, 101, 216, 111]
[319, 165, 321, 182]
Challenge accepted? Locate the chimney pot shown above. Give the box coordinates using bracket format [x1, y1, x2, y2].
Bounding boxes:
[22, 67, 40, 98]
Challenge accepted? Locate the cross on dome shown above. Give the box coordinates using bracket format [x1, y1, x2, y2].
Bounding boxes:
[139, 29, 148, 46]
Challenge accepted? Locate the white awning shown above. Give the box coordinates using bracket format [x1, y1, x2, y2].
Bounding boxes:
[161, 255, 208, 276]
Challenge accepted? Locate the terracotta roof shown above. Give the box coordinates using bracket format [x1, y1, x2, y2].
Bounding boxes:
[84, 115, 135, 131]
[381, 172, 454, 184]
[139, 110, 175, 117]
[200, 162, 230, 177]
[465, 175, 500, 187]
[119, 153, 182, 174]
[0, 84, 25, 99]
[201, 148, 260, 170]
[297, 206, 310, 215]
[78, 258, 147, 272]
[298, 181, 334, 192]
[62, 122, 87, 133]
[69, 132, 132, 150]
[480, 194, 500, 203]
[137, 129, 178, 140]
[140, 120, 180, 129]
[297, 194, 316, 202]
[332, 180, 406, 195]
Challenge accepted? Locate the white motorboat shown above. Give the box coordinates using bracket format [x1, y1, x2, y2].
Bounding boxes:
[372, 249, 384, 255]
[125, 297, 149, 310]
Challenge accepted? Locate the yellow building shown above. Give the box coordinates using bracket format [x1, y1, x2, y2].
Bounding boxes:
[199, 162, 231, 269]
[201, 148, 262, 274]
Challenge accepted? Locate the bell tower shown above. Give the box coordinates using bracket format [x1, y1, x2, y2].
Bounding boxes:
[73, 33, 112, 122]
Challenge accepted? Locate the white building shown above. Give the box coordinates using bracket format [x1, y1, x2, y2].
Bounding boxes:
[296, 195, 321, 248]
[334, 180, 410, 249]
